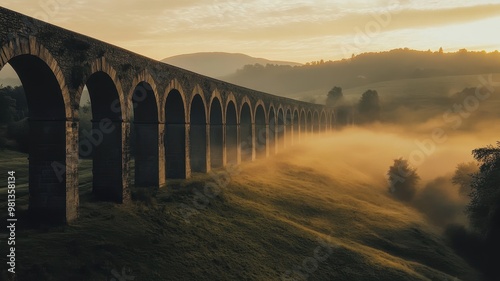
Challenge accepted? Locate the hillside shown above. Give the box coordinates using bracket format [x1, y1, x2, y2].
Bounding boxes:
[219, 49, 500, 101]
[161, 52, 302, 78]
[0, 129, 485, 281]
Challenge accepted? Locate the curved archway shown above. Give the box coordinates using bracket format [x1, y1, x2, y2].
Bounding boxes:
[3, 51, 72, 221]
[330, 111, 335, 131]
[285, 108, 292, 146]
[240, 101, 253, 161]
[313, 111, 319, 133]
[320, 111, 327, 132]
[268, 106, 276, 155]
[255, 104, 267, 158]
[277, 107, 285, 149]
[190, 94, 207, 173]
[131, 81, 159, 187]
[300, 109, 306, 141]
[209, 97, 223, 168]
[165, 89, 187, 178]
[293, 109, 299, 143]
[307, 110, 313, 134]
[83, 70, 124, 203]
[226, 100, 238, 165]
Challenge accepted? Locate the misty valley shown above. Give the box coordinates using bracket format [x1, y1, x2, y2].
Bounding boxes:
[1, 4, 500, 280]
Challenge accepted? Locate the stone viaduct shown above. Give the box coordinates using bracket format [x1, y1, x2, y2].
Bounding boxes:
[0, 7, 334, 223]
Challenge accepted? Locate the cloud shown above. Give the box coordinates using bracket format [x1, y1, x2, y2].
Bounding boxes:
[1, 0, 499, 62]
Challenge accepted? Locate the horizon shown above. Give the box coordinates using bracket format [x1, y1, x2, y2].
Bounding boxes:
[1, 1, 499, 63]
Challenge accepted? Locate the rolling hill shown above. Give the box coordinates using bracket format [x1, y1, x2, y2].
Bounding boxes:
[161, 52, 302, 78]
[0, 129, 485, 281]
[218, 49, 500, 102]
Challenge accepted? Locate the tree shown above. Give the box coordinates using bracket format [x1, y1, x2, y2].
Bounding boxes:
[357, 89, 380, 122]
[326, 86, 343, 107]
[467, 142, 500, 238]
[452, 162, 479, 196]
[387, 158, 420, 202]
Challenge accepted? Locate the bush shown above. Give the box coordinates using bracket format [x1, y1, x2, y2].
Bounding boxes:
[387, 158, 420, 202]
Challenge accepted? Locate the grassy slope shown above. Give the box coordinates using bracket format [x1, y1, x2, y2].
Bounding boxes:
[0, 143, 479, 281]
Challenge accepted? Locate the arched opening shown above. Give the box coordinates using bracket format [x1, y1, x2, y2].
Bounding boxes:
[307, 111, 313, 134]
[320, 112, 327, 132]
[226, 101, 238, 165]
[83, 71, 124, 203]
[285, 109, 292, 146]
[277, 108, 285, 149]
[190, 95, 207, 173]
[132, 82, 159, 187]
[255, 104, 266, 159]
[330, 112, 335, 131]
[293, 110, 299, 143]
[1, 54, 71, 221]
[313, 111, 319, 133]
[210, 97, 223, 169]
[300, 110, 306, 141]
[165, 90, 186, 179]
[240, 102, 253, 161]
[268, 106, 276, 155]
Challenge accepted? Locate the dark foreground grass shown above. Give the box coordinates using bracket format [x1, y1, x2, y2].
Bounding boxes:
[0, 148, 480, 281]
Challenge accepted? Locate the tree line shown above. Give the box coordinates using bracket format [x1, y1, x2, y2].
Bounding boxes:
[325, 86, 380, 126]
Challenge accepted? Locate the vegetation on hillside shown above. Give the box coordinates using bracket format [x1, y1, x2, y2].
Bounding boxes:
[222, 48, 500, 97]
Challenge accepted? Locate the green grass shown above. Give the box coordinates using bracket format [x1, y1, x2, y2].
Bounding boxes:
[0, 146, 479, 281]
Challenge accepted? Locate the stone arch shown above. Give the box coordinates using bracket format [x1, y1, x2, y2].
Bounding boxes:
[300, 109, 307, 137]
[209, 90, 224, 169]
[320, 110, 327, 132]
[268, 104, 277, 156]
[163, 79, 188, 122]
[225, 93, 238, 165]
[188, 85, 208, 123]
[253, 99, 267, 123]
[285, 107, 292, 146]
[164, 80, 188, 179]
[80, 59, 127, 203]
[240, 97, 253, 161]
[313, 110, 320, 133]
[293, 108, 300, 143]
[254, 102, 267, 158]
[129, 70, 161, 122]
[78, 57, 126, 121]
[307, 110, 313, 133]
[189, 92, 208, 173]
[0, 36, 71, 118]
[224, 92, 239, 124]
[130, 71, 161, 188]
[277, 106, 285, 149]
[0, 36, 76, 222]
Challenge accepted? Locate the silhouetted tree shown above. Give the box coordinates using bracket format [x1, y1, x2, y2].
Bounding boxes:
[452, 162, 479, 196]
[326, 86, 344, 107]
[387, 158, 419, 202]
[357, 89, 380, 123]
[0, 85, 27, 124]
[468, 142, 500, 238]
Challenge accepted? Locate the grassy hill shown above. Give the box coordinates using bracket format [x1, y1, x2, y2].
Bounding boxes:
[161, 52, 302, 78]
[0, 131, 482, 280]
[220, 49, 500, 103]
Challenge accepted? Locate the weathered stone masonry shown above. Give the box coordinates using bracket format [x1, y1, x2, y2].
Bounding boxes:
[0, 7, 335, 223]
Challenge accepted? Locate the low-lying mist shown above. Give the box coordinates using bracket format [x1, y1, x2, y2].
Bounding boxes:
[256, 119, 499, 231]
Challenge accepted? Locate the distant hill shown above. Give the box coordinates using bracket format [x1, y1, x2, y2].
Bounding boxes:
[161, 52, 302, 78]
[219, 49, 500, 101]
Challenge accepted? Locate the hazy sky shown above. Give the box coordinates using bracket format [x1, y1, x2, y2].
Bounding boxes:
[1, 0, 500, 63]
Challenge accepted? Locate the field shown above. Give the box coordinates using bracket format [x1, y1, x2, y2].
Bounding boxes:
[0, 128, 486, 281]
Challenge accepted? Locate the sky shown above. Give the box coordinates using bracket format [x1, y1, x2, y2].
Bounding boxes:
[1, 0, 500, 63]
